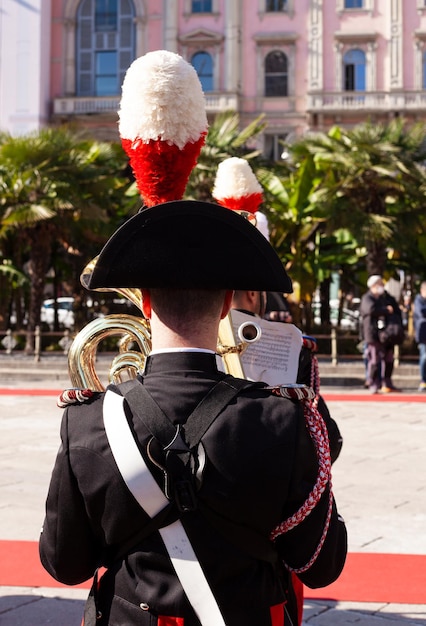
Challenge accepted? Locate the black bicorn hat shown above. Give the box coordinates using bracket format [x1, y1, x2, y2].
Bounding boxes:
[86, 200, 292, 293]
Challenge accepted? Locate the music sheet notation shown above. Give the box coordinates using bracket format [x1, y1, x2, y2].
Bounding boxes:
[229, 310, 303, 386]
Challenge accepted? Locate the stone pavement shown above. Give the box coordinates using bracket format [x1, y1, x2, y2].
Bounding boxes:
[0, 373, 425, 625]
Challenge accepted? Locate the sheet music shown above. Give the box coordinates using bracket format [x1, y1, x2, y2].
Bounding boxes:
[229, 310, 302, 385]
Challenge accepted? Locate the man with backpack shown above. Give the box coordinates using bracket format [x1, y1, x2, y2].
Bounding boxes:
[360, 275, 403, 393]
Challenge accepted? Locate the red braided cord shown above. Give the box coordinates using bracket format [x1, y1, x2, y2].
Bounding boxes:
[288, 490, 334, 574]
[270, 400, 332, 540]
[269, 385, 315, 401]
[269, 344, 334, 572]
[57, 388, 94, 408]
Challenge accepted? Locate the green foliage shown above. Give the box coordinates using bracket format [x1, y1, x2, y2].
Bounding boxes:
[0, 258, 28, 288]
[0, 127, 133, 337]
[275, 119, 426, 280]
[2, 115, 426, 336]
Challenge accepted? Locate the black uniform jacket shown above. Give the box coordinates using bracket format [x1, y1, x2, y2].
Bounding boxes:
[39, 352, 347, 626]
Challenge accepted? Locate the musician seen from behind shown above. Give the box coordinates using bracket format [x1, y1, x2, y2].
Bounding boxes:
[39, 51, 347, 626]
[213, 158, 343, 464]
[215, 158, 343, 626]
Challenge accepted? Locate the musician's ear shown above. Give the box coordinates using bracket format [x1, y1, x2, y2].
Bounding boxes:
[221, 290, 234, 319]
[141, 289, 152, 319]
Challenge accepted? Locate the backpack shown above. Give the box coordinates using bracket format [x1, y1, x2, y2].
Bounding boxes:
[378, 314, 405, 346]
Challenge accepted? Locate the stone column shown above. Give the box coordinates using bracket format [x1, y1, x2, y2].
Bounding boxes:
[224, 0, 241, 92]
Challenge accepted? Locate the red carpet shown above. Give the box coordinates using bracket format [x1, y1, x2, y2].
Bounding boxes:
[0, 388, 60, 396]
[304, 552, 426, 604]
[0, 540, 90, 590]
[1, 541, 425, 604]
[2, 388, 426, 404]
[323, 392, 426, 403]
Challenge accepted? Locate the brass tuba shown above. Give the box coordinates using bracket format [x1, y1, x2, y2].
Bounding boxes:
[67, 259, 261, 390]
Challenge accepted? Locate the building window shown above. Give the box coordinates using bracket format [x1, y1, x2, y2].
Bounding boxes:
[191, 51, 214, 92]
[95, 51, 118, 95]
[264, 134, 288, 162]
[266, 0, 288, 11]
[344, 0, 363, 7]
[76, 0, 135, 97]
[265, 51, 288, 97]
[191, 0, 212, 12]
[343, 49, 366, 90]
[95, 0, 117, 31]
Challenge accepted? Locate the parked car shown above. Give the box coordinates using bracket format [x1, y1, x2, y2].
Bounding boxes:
[329, 298, 360, 331]
[40, 297, 75, 330]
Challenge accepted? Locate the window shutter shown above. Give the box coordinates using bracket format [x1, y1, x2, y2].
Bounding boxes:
[80, 0, 93, 17]
[76, 0, 136, 97]
[120, 18, 133, 47]
[79, 21, 93, 50]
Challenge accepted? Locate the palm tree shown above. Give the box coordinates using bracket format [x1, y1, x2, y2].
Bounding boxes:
[0, 128, 131, 351]
[290, 119, 426, 278]
[255, 157, 343, 329]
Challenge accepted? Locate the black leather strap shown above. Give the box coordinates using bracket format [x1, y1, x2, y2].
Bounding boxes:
[116, 377, 278, 565]
[118, 375, 257, 451]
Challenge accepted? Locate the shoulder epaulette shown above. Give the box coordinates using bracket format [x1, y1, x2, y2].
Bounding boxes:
[57, 388, 99, 408]
[266, 383, 316, 401]
[302, 335, 318, 353]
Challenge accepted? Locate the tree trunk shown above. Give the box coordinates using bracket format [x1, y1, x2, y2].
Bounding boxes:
[366, 239, 387, 277]
[25, 226, 52, 353]
[320, 277, 331, 326]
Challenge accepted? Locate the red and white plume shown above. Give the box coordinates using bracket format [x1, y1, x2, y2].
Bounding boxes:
[212, 157, 263, 214]
[119, 50, 208, 207]
[212, 157, 270, 239]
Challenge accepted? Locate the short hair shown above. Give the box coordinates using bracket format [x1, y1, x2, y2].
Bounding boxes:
[148, 288, 226, 332]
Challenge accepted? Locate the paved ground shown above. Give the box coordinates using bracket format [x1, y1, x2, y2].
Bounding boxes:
[0, 375, 425, 625]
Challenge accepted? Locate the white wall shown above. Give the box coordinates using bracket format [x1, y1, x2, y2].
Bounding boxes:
[0, 0, 51, 135]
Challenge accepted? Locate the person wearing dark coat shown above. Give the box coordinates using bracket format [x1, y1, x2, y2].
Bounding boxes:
[360, 275, 402, 394]
[413, 281, 426, 391]
[40, 51, 346, 626]
[39, 202, 347, 626]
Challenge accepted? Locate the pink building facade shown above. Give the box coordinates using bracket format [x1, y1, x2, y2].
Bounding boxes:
[2, 1, 426, 157]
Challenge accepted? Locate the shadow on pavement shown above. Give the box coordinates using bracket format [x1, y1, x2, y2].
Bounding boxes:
[304, 599, 426, 625]
[0, 593, 85, 626]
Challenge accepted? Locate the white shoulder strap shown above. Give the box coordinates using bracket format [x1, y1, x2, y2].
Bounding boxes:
[103, 389, 226, 626]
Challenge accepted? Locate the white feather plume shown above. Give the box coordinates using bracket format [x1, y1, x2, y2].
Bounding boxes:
[212, 157, 263, 200]
[118, 50, 208, 150]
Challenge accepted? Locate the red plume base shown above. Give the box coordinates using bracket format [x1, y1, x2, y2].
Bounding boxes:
[216, 192, 263, 214]
[122, 136, 206, 207]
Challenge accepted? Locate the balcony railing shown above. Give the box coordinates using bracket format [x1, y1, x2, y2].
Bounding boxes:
[53, 93, 239, 116]
[307, 90, 426, 112]
[53, 96, 120, 115]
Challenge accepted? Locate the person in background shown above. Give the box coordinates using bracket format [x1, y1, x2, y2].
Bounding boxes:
[214, 156, 343, 465]
[360, 275, 401, 394]
[400, 292, 412, 331]
[413, 281, 426, 392]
